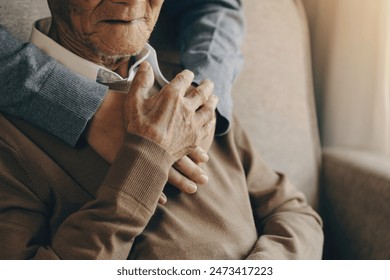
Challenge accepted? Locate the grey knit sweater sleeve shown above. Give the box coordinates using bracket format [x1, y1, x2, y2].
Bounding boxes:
[0, 26, 108, 146]
[164, 0, 244, 134]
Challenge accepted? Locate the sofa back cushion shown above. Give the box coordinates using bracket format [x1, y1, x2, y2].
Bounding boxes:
[0, 0, 50, 41]
[233, 0, 321, 207]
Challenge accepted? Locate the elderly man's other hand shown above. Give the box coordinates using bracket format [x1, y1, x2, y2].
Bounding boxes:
[168, 84, 216, 194]
[84, 90, 125, 164]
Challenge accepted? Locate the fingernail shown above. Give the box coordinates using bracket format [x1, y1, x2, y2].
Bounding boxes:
[200, 152, 209, 162]
[186, 182, 198, 194]
[139, 61, 150, 71]
[159, 193, 167, 204]
[199, 174, 209, 184]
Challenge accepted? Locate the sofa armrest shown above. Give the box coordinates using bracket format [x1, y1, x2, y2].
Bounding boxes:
[321, 147, 390, 259]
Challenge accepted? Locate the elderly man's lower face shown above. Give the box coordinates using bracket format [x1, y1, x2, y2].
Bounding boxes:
[47, 0, 163, 70]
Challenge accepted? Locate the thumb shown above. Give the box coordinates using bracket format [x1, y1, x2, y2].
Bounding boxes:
[128, 61, 155, 98]
[123, 61, 155, 129]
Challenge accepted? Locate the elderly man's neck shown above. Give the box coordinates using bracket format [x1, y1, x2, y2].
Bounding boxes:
[48, 23, 131, 78]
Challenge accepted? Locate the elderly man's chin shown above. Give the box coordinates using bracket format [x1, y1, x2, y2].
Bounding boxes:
[92, 22, 152, 59]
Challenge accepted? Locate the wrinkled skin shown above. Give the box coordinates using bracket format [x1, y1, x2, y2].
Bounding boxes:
[124, 62, 217, 162]
[48, 0, 163, 70]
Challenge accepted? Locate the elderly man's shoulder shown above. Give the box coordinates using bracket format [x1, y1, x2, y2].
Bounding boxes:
[0, 114, 27, 152]
[0, 114, 51, 193]
[0, 114, 87, 177]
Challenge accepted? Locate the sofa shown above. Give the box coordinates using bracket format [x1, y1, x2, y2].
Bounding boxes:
[1, 0, 389, 259]
[235, 0, 390, 259]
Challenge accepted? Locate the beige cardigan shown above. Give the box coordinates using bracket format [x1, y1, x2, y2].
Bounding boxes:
[0, 114, 323, 259]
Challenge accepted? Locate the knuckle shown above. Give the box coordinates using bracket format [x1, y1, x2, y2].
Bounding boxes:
[175, 70, 194, 85]
[170, 174, 186, 191]
[202, 118, 216, 133]
[183, 102, 194, 116]
[209, 119, 217, 130]
[175, 72, 188, 85]
[177, 175, 188, 190]
[201, 108, 212, 122]
[163, 88, 181, 103]
[164, 88, 177, 99]
[194, 87, 207, 102]
[191, 166, 201, 180]
[206, 79, 215, 87]
[203, 79, 215, 91]
[205, 95, 218, 109]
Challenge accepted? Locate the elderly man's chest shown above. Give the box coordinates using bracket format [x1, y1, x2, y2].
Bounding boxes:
[14, 119, 257, 259]
[50, 145, 257, 260]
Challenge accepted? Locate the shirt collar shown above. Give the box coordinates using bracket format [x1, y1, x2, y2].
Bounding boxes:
[30, 18, 169, 92]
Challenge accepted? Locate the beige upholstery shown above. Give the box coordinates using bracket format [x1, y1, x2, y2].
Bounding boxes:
[233, 0, 321, 207]
[0, 0, 50, 41]
[322, 148, 390, 259]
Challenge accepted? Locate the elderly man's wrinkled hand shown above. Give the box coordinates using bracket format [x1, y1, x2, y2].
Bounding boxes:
[86, 61, 217, 204]
[124, 61, 218, 162]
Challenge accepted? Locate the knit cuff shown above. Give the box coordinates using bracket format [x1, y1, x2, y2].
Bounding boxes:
[23, 63, 107, 146]
[103, 133, 174, 212]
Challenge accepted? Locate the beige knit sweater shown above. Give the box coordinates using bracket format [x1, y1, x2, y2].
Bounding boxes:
[0, 114, 323, 259]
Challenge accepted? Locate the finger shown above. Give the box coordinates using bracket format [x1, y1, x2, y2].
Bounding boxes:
[168, 166, 199, 194]
[162, 70, 194, 97]
[158, 193, 167, 204]
[188, 146, 209, 164]
[186, 79, 214, 110]
[195, 95, 219, 126]
[200, 116, 217, 141]
[128, 61, 154, 98]
[173, 156, 209, 185]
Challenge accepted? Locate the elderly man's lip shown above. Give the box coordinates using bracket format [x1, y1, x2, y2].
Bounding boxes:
[101, 18, 144, 24]
[102, 19, 132, 24]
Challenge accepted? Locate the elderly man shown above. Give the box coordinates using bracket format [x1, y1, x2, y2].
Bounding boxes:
[0, 0, 324, 259]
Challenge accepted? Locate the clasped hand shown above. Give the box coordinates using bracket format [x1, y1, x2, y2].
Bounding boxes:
[86, 61, 217, 203]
